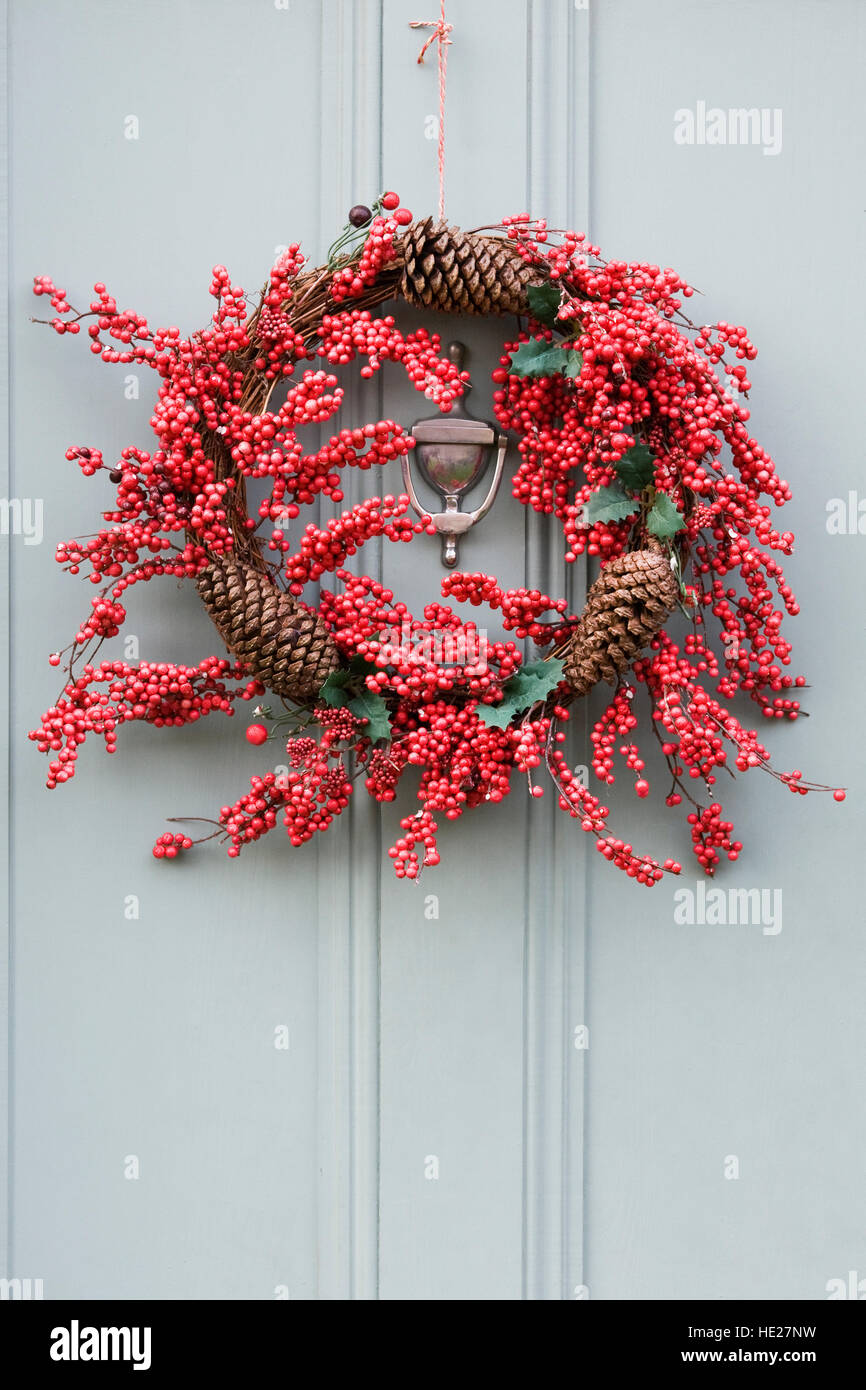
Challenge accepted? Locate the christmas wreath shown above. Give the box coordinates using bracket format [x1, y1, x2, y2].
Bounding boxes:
[29, 192, 842, 884]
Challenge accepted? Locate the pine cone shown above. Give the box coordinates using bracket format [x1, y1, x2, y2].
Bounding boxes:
[563, 546, 680, 696]
[400, 217, 542, 316]
[196, 556, 340, 701]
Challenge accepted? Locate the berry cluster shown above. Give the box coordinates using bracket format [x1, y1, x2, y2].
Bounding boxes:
[546, 730, 681, 885]
[329, 203, 413, 301]
[152, 831, 194, 859]
[389, 808, 439, 879]
[442, 572, 572, 644]
[282, 756, 353, 847]
[319, 569, 522, 701]
[363, 747, 405, 803]
[591, 688, 640, 786]
[319, 311, 467, 407]
[73, 597, 127, 647]
[30, 657, 257, 788]
[283, 495, 421, 588]
[687, 804, 740, 875]
[254, 244, 308, 375]
[315, 705, 359, 741]
[219, 773, 292, 856]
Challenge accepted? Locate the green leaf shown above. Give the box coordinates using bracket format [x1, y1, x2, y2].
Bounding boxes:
[348, 688, 393, 744]
[615, 443, 655, 492]
[507, 338, 575, 379]
[508, 657, 566, 706]
[508, 339, 564, 376]
[585, 483, 640, 525]
[476, 703, 510, 729]
[561, 350, 583, 378]
[318, 669, 354, 708]
[476, 658, 566, 729]
[348, 652, 379, 676]
[647, 492, 686, 538]
[320, 652, 383, 709]
[526, 282, 562, 328]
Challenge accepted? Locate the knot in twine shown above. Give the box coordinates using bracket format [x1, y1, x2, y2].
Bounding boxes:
[409, 1, 452, 220]
[410, 12, 453, 64]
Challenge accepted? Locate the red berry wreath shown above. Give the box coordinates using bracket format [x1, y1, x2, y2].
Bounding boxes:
[29, 193, 842, 884]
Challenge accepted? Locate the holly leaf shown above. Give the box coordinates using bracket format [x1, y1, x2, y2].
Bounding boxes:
[318, 668, 354, 708]
[348, 652, 379, 675]
[476, 703, 510, 729]
[348, 687, 393, 743]
[561, 350, 583, 378]
[508, 338, 565, 376]
[647, 492, 686, 538]
[476, 658, 566, 729]
[320, 652, 382, 708]
[585, 483, 640, 525]
[508, 338, 579, 380]
[615, 443, 655, 492]
[526, 282, 562, 328]
[507, 657, 566, 707]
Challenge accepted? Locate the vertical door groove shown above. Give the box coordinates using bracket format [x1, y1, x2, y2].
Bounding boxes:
[522, 0, 592, 1301]
[1, 0, 11, 1284]
[315, 0, 383, 1301]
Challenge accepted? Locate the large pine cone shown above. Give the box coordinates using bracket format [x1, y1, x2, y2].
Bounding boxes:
[196, 557, 340, 701]
[563, 546, 680, 696]
[400, 217, 542, 316]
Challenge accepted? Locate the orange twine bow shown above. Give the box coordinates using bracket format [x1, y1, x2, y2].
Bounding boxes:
[410, 0, 453, 221]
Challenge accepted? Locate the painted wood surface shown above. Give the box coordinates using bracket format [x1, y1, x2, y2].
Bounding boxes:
[2, 0, 863, 1301]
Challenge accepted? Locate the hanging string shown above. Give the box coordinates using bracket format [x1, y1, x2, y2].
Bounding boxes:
[409, 0, 453, 221]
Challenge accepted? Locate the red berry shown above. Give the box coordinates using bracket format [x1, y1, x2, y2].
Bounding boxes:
[246, 723, 269, 746]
